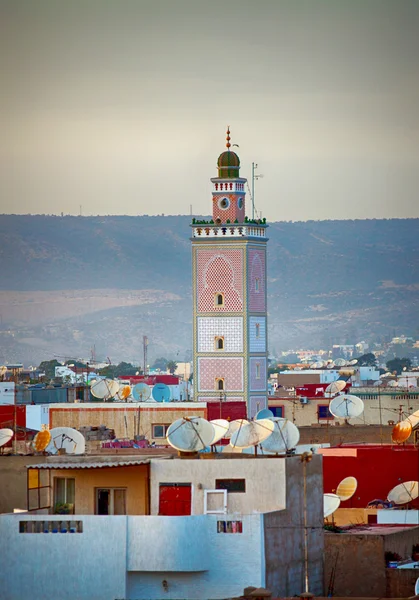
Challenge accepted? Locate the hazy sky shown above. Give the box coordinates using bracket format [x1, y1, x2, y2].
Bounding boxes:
[1, 0, 418, 221]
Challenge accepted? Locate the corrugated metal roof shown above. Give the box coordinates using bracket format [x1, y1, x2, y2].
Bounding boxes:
[27, 460, 149, 470]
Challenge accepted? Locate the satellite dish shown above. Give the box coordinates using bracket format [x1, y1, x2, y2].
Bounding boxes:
[336, 476, 357, 501]
[45, 427, 86, 455]
[334, 358, 347, 367]
[309, 362, 317, 368]
[91, 378, 120, 400]
[327, 362, 335, 369]
[115, 385, 131, 401]
[387, 380, 398, 387]
[349, 359, 358, 366]
[209, 419, 230, 445]
[0, 365, 7, 377]
[324, 493, 341, 517]
[166, 417, 214, 452]
[152, 383, 171, 402]
[230, 419, 275, 449]
[392, 421, 412, 444]
[382, 372, 393, 378]
[373, 380, 383, 386]
[225, 419, 249, 439]
[259, 417, 300, 454]
[32, 429, 52, 452]
[325, 380, 346, 396]
[255, 408, 274, 420]
[132, 383, 151, 402]
[388, 481, 419, 505]
[329, 394, 364, 419]
[0, 428, 14, 447]
[415, 577, 419, 595]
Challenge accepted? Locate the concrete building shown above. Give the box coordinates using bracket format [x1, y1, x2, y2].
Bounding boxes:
[0, 453, 324, 599]
[47, 401, 207, 443]
[192, 128, 269, 417]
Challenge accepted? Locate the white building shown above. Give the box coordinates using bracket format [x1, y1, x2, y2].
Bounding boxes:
[0, 454, 324, 599]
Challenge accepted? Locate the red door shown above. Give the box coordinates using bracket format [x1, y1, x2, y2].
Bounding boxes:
[159, 483, 192, 516]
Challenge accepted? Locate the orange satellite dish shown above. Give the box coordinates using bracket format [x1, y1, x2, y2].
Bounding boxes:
[33, 428, 52, 452]
[392, 421, 412, 444]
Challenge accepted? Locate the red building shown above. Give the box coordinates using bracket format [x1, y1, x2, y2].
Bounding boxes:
[321, 444, 419, 509]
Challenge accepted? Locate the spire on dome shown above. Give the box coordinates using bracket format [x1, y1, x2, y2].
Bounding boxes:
[226, 126, 231, 149]
[217, 126, 240, 178]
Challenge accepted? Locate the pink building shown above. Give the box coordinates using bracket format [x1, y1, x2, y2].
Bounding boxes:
[191, 129, 269, 417]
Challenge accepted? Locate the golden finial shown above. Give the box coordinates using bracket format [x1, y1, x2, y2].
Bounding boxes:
[226, 126, 231, 149]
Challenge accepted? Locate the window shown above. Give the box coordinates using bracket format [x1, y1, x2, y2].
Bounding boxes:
[96, 488, 127, 515]
[216, 378, 225, 391]
[255, 323, 260, 338]
[215, 336, 224, 350]
[270, 406, 284, 418]
[54, 477, 75, 507]
[218, 197, 230, 210]
[318, 405, 334, 420]
[152, 424, 170, 438]
[215, 293, 224, 307]
[256, 363, 261, 379]
[255, 277, 260, 292]
[28, 468, 51, 511]
[216, 479, 246, 493]
[237, 198, 243, 209]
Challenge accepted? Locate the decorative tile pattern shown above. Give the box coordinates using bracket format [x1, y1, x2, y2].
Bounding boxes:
[249, 317, 266, 352]
[249, 357, 267, 391]
[248, 248, 266, 312]
[249, 396, 268, 419]
[198, 357, 244, 392]
[197, 317, 243, 352]
[212, 194, 245, 223]
[197, 249, 243, 312]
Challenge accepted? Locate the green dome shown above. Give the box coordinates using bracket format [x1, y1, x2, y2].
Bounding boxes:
[217, 150, 240, 178]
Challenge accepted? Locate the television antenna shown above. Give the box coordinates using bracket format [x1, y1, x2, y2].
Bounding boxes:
[249, 162, 264, 220]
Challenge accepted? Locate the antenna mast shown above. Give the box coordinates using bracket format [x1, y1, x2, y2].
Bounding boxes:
[251, 162, 264, 220]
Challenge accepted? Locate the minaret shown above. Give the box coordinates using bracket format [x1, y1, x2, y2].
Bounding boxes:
[191, 128, 269, 418]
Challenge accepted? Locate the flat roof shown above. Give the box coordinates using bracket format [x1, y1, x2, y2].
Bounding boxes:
[46, 402, 207, 409]
[27, 458, 150, 470]
[327, 525, 419, 536]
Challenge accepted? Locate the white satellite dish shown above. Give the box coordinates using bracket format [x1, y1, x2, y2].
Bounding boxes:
[0, 428, 14, 447]
[224, 419, 249, 439]
[222, 443, 242, 453]
[309, 362, 317, 368]
[325, 380, 346, 397]
[382, 372, 393, 378]
[230, 419, 274, 449]
[209, 419, 230, 445]
[324, 493, 341, 517]
[336, 476, 358, 501]
[327, 362, 335, 369]
[45, 427, 86, 455]
[387, 380, 399, 388]
[334, 358, 347, 367]
[91, 378, 120, 400]
[329, 394, 364, 419]
[387, 481, 419, 505]
[349, 359, 358, 365]
[166, 417, 214, 452]
[260, 417, 300, 454]
[373, 380, 383, 386]
[415, 577, 419, 595]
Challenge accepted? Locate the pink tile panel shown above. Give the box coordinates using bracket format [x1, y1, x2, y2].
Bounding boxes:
[197, 248, 243, 312]
[198, 357, 244, 392]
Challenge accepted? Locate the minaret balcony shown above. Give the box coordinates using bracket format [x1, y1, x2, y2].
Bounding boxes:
[191, 223, 268, 239]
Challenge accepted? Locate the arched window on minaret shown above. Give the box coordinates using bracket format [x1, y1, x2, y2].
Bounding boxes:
[215, 293, 224, 307]
[215, 337, 224, 350]
[216, 378, 225, 391]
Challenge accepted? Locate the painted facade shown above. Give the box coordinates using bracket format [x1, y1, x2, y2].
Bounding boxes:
[192, 129, 269, 416]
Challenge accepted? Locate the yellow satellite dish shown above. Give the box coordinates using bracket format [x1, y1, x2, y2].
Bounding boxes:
[32, 428, 52, 452]
[336, 476, 358, 501]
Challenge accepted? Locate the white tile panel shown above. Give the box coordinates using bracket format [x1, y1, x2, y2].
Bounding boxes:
[198, 317, 243, 352]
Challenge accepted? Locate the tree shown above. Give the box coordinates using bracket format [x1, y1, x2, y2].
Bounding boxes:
[356, 353, 377, 367]
[38, 359, 62, 379]
[65, 359, 87, 368]
[98, 362, 141, 378]
[166, 360, 178, 375]
[386, 357, 412, 375]
[152, 357, 168, 371]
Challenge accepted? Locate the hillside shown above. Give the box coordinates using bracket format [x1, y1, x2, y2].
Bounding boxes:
[0, 215, 418, 365]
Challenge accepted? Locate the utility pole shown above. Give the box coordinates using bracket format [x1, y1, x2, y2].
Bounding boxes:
[143, 336, 148, 376]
